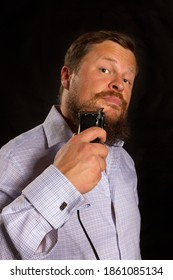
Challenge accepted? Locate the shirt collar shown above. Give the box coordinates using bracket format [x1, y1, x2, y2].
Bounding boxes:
[112, 140, 124, 147]
[43, 105, 125, 148]
[43, 105, 73, 148]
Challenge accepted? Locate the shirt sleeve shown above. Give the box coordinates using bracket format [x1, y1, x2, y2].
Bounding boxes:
[1, 165, 88, 259]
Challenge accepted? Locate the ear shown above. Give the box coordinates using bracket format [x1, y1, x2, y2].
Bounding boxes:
[61, 66, 71, 90]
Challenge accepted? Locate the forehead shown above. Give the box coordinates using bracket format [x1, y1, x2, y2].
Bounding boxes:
[81, 40, 137, 73]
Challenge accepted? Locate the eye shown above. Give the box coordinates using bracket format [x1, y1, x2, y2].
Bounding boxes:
[123, 78, 130, 84]
[100, 68, 109, 74]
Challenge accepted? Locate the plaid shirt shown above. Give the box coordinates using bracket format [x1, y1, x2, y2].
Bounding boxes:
[0, 106, 141, 259]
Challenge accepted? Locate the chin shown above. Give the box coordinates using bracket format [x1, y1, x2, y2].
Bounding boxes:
[103, 107, 121, 120]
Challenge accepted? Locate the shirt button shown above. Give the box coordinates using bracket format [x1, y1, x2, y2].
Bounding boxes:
[59, 201, 67, 211]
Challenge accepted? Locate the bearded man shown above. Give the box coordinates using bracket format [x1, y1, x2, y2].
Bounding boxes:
[0, 30, 141, 260]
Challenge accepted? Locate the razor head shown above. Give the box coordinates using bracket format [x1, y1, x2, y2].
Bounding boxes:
[78, 108, 105, 142]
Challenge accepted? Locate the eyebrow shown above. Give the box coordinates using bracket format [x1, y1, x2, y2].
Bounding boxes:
[101, 56, 136, 74]
[101, 57, 117, 63]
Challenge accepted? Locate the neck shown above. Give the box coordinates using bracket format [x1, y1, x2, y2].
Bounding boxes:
[56, 105, 77, 133]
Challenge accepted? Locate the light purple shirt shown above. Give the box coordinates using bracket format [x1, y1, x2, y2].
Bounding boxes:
[0, 105, 141, 259]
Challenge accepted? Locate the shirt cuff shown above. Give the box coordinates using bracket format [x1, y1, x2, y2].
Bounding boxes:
[22, 165, 89, 229]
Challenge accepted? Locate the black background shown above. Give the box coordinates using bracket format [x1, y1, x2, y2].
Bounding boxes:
[1, 0, 173, 259]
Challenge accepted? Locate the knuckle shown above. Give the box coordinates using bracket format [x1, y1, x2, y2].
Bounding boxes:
[90, 158, 102, 174]
[82, 143, 93, 154]
[101, 160, 106, 171]
[90, 154, 98, 164]
[102, 145, 108, 155]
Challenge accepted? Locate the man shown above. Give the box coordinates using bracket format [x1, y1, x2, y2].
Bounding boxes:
[0, 30, 141, 259]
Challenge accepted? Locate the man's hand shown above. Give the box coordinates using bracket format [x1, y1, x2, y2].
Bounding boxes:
[53, 127, 108, 194]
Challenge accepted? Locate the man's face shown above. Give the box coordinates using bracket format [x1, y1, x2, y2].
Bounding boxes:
[60, 40, 137, 144]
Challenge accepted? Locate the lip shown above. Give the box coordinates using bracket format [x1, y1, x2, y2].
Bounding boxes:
[102, 96, 122, 107]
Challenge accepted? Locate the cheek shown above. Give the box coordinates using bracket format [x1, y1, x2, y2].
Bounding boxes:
[75, 79, 95, 101]
[71, 71, 107, 102]
[124, 88, 132, 105]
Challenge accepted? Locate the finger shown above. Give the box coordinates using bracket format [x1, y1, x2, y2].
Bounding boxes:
[92, 142, 108, 159]
[98, 156, 107, 171]
[78, 126, 107, 143]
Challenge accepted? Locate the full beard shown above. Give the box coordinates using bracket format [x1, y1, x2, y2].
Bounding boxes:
[66, 90, 130, 146]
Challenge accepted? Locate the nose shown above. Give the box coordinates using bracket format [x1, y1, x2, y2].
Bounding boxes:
[109, 78, 124, 92]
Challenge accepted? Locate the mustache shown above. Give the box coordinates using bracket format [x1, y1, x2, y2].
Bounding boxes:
[94, 90, 127, 109]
